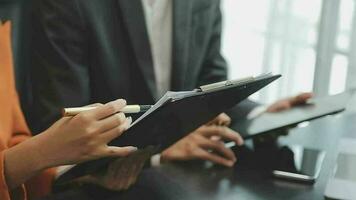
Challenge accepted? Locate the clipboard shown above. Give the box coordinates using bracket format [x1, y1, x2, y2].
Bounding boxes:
[56, 73, 281, 184]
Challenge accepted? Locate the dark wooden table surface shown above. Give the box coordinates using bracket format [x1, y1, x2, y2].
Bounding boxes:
[47, 94, 356, 200]
[136, 94, 356, 200]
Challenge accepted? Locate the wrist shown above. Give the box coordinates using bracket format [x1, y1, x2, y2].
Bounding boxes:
[29, 131, 56, 170]
[3, 135, 50, 189]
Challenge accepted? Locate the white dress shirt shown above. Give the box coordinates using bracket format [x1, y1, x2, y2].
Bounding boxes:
[142, 0, 173, 99]
[141, 0, 266, 167]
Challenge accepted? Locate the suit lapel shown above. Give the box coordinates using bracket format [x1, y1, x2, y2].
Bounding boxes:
[171, 0, 193, 91]
[117, 0, 157, 99]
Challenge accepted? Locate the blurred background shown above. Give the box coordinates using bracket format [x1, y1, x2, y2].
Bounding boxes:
[4, 0, 356, 105]
[222, 0, 356, 103]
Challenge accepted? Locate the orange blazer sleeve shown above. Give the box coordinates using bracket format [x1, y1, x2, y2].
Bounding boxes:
[0, 21, 56, 200]
[0, 20, 26, 200]
[12, 92, 56, 200]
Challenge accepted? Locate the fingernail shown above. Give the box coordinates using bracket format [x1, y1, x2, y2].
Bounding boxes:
[239, 140, 244, 146]
[111, 99, 126, 106]
[117, 99, 127, 105]
[227, 161, 234, 167]
[117, 112, 126, 121]
[128, 146, 138, 152]
[124, 117, 132, 131]
[127, 117, 132, 125]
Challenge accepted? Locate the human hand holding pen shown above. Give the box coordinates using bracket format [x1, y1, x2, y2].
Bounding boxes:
[34, 99, 138, 167]
[4, 99, 138, 190]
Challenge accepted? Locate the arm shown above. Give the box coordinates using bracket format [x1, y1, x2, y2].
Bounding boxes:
[30, 0, 90, 133]
[157, 2, 248, 167]
[8, 92, 56, 199]
[4, 99, 136, 190]
[161, 113, 244, 167]
[0, 95, 31, 199]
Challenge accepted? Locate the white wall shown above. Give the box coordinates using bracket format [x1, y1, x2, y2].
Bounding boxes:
[221, 0, 355, 104]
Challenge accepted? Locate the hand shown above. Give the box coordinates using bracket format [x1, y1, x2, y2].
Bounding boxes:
[72, 146, 157, 191]
[206, 113, 231, 126]
[161, 125, 244, 167]
[34, 99, 138, 168]
[266, 92, 313, 113]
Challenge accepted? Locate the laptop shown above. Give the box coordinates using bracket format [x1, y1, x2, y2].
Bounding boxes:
[231, 93, 349, 139]
[325, 138, 356, 200]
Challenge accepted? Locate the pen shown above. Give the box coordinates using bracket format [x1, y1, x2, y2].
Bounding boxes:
[225, 141, 236, 149]
[62, 105, 153, 117]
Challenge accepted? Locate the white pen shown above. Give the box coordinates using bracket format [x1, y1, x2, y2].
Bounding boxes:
[225, 141, 237, 149]
[62, 105, 152, 117]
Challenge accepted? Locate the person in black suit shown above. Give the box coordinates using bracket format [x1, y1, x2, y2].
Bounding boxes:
[29, 0, 242, 168]
[29, 0, 311, 169]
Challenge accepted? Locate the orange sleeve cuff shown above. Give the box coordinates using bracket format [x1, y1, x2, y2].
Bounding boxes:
[8, 135, 31, 148]
[0, 151, 27, 200]
[25, 167, 56, 199]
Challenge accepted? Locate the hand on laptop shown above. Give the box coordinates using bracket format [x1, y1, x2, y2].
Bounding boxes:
[266, 92, 313, 113]
[161, 113, 243, 167]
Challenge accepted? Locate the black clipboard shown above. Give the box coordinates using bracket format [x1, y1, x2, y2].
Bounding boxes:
[56, 73, 281, 184]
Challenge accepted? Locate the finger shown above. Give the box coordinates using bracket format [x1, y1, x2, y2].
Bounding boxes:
[100, 117, 132, 142]
[210, 136, 222, 141]
[194, 148, 235, 167]
[200, 138, 236, 162]
[100, 117, 132, 143]
[116, 151, 145, 190]
[123, 153, 147, 190]
[266, 100, 290, 113]
[87, 99, 127, 120]
[200, 126, 244, 146]
[85, 103, 103, 107]
[206, 113, 231, 126]
[117, 158, 132, 190]
[96, 112, 127, 133]
[206, 114, 220, 126]
[218, 113, 231, 126]
[103, 146, 138, 158]
[291, 92, 313, 105]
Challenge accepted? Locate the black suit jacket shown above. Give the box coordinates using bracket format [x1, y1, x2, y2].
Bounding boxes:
[29, 0, 256, 133]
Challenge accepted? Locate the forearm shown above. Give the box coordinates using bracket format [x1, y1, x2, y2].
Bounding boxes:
[3, 134, 49, 190]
